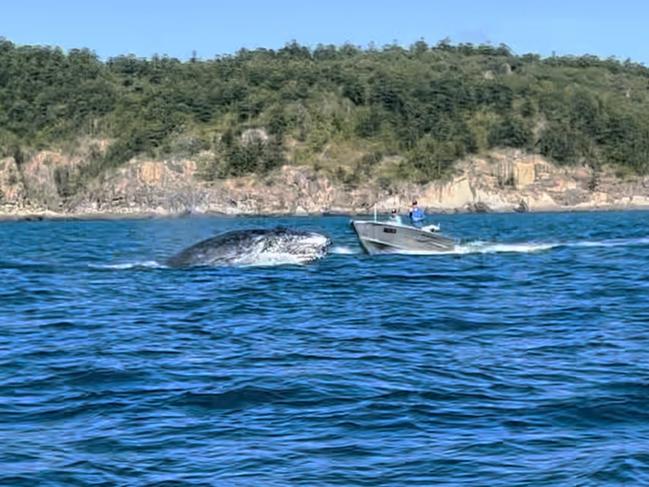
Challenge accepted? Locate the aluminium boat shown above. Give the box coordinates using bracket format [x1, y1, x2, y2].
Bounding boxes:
[351, 219, 456, 255]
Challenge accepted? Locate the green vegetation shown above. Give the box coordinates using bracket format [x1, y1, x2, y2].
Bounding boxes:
[2, 37, 649, 186]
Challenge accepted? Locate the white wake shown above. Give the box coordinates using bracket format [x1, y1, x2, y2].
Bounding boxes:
[451, 241, 558, 255]
[568, 236, 649, 248]
[378, 235, 649, 256]
[389, 241, 555, 256]
[330, 245, 360, 255]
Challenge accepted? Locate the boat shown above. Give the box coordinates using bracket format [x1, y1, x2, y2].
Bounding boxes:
[351, 218, 456, 255]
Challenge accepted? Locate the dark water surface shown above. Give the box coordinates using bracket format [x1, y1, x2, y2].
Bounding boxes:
[2, 212, 649, 485]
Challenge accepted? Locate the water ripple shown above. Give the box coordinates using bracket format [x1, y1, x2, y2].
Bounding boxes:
[1, 212, 649, 484]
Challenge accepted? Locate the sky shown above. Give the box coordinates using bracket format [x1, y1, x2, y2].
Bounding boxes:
[1, 0, 649, 63]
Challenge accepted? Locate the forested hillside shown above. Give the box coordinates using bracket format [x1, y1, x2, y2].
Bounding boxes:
[2, 37, 649, 185]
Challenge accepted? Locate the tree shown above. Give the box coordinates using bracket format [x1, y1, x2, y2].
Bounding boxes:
[1, 35, 649, 191]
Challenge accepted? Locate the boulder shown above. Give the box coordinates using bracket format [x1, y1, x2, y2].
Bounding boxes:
[515, 200, 529, 213]
[468, 201, 491, 213]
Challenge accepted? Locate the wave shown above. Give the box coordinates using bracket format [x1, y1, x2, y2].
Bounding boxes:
[89, 260, 166, 270]
[231, 253, 317, 267]
[93, 254, 320, 269]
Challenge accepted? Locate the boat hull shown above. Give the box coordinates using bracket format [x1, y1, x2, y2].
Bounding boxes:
[351, 221, 456, 255]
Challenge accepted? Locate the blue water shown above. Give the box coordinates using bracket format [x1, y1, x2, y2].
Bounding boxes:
[2, 212, 649, 485]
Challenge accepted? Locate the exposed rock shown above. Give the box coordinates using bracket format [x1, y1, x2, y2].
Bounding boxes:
[514, 161, 536, 188]
[3, 148, 649, 218]
[20, 152, 65, 210]
[420, 176, 474, 209]
[468, 201, 491, 213]
[0, 157, 26, 207]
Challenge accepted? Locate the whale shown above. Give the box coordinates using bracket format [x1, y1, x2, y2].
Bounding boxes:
[166, 227, 332, 267]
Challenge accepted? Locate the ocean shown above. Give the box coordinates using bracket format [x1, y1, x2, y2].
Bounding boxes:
[2, 211, 649, 485]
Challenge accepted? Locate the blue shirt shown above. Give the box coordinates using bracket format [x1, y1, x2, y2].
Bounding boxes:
[410, 207, 425, 222]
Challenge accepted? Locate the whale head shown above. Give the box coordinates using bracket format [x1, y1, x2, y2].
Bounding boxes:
[167, 227, 332, 267]
[264, 230, 332, 265]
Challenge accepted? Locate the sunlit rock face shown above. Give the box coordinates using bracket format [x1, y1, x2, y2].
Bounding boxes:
[2, 147, 649, 218]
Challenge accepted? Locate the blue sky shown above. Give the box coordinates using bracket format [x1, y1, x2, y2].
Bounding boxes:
[1, 0, 648, 63]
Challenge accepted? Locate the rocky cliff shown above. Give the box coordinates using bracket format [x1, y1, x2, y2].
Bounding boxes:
[2, 148, 649, 218]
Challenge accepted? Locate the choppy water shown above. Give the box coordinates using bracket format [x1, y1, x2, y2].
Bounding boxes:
[2, 212, 649, 485]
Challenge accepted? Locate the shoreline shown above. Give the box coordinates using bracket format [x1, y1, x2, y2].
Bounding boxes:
[3, 203, 649, 222]
[4, 149, 649, 223]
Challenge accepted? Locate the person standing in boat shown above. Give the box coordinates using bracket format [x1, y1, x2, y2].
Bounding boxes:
[389, 208, 402, 224]
[409, 200, 425, 226]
